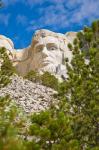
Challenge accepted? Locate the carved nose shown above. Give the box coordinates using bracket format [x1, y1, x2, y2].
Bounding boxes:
[42, 47, 48, 57]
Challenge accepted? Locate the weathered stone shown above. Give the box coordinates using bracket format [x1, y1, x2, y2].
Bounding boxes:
[0, 29, 77, 80]
[0, 29, 77, 114]
[0, 75, 57, 114]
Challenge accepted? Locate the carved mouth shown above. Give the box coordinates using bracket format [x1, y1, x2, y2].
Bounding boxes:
[42, 61, 50, 66]
[42, 59, 51, 64]
[42, 58, 54, 64]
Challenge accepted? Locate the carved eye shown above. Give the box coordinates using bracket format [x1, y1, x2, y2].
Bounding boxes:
[37, 48, 41, 52]
[48, 46, 57, 50]
[36, 46, 43, 52]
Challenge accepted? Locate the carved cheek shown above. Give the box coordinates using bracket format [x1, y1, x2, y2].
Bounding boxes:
[54, 52, 63, 63]
[41, 47, 49, 56]
[48, 51, 57, 56]
[33, 52, 43, 69]
[33, 52, 42, 62]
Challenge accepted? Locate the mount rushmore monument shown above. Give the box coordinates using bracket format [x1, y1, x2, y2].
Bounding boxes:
[0, 29, 77, 80]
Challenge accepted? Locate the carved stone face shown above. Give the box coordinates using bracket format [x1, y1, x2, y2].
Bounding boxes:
[12, 29, 75, 79]
[32, 36, 64, 74]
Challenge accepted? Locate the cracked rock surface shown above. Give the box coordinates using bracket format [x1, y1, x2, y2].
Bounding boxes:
[0, 75, 57, 114]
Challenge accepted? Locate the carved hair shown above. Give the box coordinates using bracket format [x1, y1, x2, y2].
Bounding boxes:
[32, 29, 67, 51]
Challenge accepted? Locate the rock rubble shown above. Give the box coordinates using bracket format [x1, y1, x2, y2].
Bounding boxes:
[0, 75, 57, 114]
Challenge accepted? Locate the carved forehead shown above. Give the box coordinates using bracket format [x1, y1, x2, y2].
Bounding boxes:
[34, 29, 55, 37]
[34, 36, 59, 46]
[32, 30, 67, 50]
[33, 29, 66, 40]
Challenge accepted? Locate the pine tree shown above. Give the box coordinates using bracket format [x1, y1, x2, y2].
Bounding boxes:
[25, 71, 59, 90]
[0, 96, 27, 150]
[0, 47, 16, 88]
[59, 20, 99, 149]
[28, 108, 80, 150]
[28, 20, 99, 150]
[0, 47, 27, 150]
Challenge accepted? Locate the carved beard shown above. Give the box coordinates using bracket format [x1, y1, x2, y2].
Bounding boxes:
[32, 50, 63, 74]
[40, 64, 57, 74]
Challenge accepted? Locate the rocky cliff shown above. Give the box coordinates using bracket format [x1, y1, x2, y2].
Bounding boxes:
[0, 29, 77, 114]
[0, 75, 57, 114]
[0, 29, 77, 79]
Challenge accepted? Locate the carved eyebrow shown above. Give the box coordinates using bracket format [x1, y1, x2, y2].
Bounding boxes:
[34, 45, 45, 53]
[46, 43, 58, 48]
[34, 44, 44, 49]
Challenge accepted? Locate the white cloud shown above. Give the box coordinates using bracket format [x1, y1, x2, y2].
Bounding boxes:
[69, 0, 99, 24]
[27, 1, 69, 31]
[27, 0, 99, 32]
[0, 13, 10, 26]
[2, 0, 99, 32]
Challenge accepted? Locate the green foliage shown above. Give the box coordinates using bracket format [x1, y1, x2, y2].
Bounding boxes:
[24, 20, 99, 149]
[73, 38, 78, 46]
[0, 47, 27, 150]
[41, 72, 59, 90]
[0, 95, 27, 150]
[77, 20, 99, 57]
[29, 109, 80, 150]
[25, 71, 59, 90]
[0, 47, 16, 88]
[60, 20, 99, 149]
[68, 43, 73, 51]
[24, 70, 41, 83]
[0, 20, 99, 150]
[91, 20, 99, 33]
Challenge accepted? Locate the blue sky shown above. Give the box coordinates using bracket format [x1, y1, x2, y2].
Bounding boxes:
[0, 0, 99, 49]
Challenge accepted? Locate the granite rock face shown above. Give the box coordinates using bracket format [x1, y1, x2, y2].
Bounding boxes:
[0, 29, 77, 80]
[0, 30, 77, 114]
[0, 75, 57, 114]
